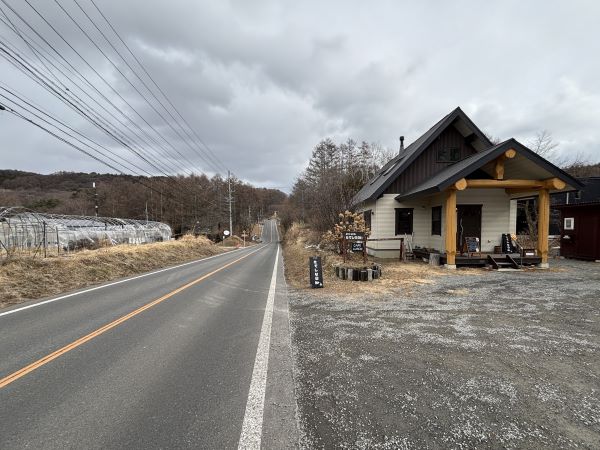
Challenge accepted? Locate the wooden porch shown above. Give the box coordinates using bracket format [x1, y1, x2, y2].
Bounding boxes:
[439, 253, 542, 267]
[443, 148, 562, 269]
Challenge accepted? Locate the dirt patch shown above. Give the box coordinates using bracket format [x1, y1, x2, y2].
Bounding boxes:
[0, 235, 228, 308]
[289, 259, 600, 448]
[283, 223, 470, 297]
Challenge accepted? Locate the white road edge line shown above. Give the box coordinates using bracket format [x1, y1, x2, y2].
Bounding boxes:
[238, 245, 279, 450]
[0, 246, 256, 318]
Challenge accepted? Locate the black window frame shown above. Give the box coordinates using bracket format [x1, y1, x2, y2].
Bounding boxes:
[395, 208, 413, 235]
[431, 206, 442, 235]
[363, 210, 372, 231]
[437, 147, 461, 163]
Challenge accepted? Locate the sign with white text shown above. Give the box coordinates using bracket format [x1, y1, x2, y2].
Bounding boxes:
[309, 256, 324, 288]
[343, 232, 365, 241]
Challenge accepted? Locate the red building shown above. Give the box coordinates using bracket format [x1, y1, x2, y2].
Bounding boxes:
[555, 177, 600, 261]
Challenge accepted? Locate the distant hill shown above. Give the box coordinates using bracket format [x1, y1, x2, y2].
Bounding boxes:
[0, 170, 286, 236]
[564, 162, 600, 178]
[0, 170, 137, 192]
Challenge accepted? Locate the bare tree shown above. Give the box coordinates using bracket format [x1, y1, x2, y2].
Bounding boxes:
[484, 131, 502, 145]
[528, 130, 562, 164]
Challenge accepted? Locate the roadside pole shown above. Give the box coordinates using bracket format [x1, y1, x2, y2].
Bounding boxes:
[93, 181, 98, 217]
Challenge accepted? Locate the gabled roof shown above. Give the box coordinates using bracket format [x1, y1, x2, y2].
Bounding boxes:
[352, 107, 493, 205]
[394, 139, 584, 201]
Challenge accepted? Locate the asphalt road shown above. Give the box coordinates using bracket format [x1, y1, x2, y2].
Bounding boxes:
[0, 220, 298, 449]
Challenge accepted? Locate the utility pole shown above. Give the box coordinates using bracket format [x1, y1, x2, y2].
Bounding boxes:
[93, 181, 98, 216]
[227, 170, 233, 235]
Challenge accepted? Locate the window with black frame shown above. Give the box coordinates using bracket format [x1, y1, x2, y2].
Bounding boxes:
[363, 210, 372, 231]
[395, 208, 413, 235]
[431, 206, 442, 235]
[437, 147, 460, 162]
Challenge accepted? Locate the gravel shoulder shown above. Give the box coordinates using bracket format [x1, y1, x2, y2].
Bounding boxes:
[288, 259, 600, 449]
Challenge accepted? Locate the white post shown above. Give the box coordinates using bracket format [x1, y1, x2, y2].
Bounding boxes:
[228, 170, 233, 236]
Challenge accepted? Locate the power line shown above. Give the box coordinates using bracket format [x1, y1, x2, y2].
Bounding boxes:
[0, 1, 232, 217]
[0, 34, 185, 178]
[0, 3, 197, 177]
[0, 87, 187, 203]
[87, 0, 229, 175]
[1, 0, 202, 177]
[74, 0, 228, 175]
[52, 0, 215, 175]
[0, 104, 188, 209]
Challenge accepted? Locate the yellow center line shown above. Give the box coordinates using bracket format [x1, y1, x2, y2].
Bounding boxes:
[0, 245, 266, 389]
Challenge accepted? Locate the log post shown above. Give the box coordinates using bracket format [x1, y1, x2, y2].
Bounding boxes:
[537, 188, 550, 267]
[445, 189, 457, 268]
[494, 156, 505, 180]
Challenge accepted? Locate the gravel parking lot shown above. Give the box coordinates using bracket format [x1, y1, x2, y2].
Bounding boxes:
[289, 259, 600, 449]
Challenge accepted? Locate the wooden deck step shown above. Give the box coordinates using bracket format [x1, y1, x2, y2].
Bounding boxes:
[487, 254, 521, 270]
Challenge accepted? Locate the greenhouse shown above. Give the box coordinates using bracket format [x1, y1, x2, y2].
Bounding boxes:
[0, 207, 172, 258]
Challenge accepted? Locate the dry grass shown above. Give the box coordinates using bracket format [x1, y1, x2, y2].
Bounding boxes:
[0, 236, 228, 308]
[282, 222, 451, 297]
[221, 234, 256, 247]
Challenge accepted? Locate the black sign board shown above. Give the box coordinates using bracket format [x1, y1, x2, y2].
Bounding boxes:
[351, 242, 364, 252]
[309, 256, 324, 288]
[343, 231, 365, 241]
[501, 233, 515, 253]
[465, 236, 480, 253]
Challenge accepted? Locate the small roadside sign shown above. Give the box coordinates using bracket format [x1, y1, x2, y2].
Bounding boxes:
[343, 231, 365, 241]
[309, 256, 324, 288]
[351, 242, 364, 252]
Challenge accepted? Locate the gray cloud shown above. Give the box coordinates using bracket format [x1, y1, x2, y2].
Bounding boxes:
[1, 0, 599, 191]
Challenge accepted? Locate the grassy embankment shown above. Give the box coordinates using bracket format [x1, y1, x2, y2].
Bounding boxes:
[281, 222, 448, 295]
[0, 235, 232, 308]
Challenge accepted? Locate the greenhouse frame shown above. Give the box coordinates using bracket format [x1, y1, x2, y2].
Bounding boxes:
[0, 207, 172, 258]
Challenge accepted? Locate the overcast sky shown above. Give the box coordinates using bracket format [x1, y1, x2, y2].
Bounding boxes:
[0, 0, 599, 190]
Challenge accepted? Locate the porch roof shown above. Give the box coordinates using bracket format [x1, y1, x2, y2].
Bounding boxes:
[395, 139, 584, 201]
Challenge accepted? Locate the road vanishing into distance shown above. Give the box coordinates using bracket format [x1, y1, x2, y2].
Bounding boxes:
[0, 220, 297, 449]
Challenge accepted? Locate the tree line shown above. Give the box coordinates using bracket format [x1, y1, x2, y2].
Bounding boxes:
[0, 170, 286, 237]
[280, 138, 394, 232]
[281, 132, 600, 236]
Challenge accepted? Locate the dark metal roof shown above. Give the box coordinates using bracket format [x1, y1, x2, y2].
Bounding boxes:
[553, 177, 600, 207]
[394, 139, 584, 201]
[351, 107, 493, 205]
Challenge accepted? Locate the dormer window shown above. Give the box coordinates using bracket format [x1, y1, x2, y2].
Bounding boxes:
[437, 147, 460, 162]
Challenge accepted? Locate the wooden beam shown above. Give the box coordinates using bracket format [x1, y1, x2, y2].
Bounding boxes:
[455, 177, 567, 190]
[444, 189, 457, 266]
[504, 188, 538, 196]
[545, 178, 566, 190]
[537, 188, 550, 265]
[465, 179, 541, 189]
[492, 149, 516, 180]
[454, 178, 468, 191]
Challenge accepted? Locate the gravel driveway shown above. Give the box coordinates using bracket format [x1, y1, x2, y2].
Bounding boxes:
[289, 259, 600, 449]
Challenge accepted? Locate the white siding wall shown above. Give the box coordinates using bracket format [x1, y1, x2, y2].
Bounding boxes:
[454, 189, 512, 252]
[509, 199, 517, 235]
[362, 189, 517, 258]
[366, 194, 433, 257]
